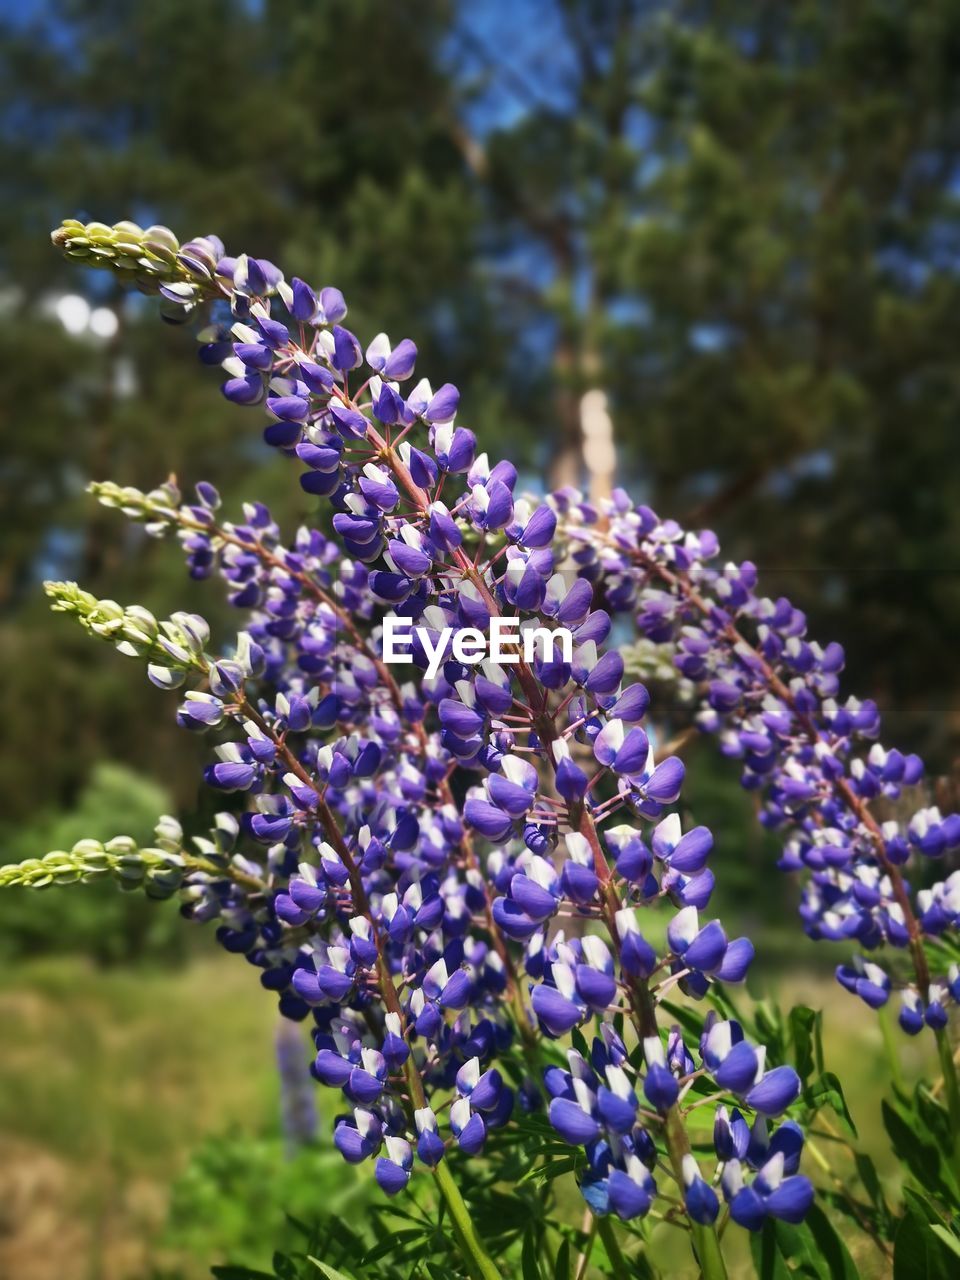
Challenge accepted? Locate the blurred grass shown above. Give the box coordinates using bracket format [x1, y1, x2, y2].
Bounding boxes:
[0, 951, 280, 1280]
[0, 949, 942, 1279]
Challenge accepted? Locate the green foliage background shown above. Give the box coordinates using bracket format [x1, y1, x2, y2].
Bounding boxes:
[4, 0, 960, 837]
[1, 1, 960, 1276]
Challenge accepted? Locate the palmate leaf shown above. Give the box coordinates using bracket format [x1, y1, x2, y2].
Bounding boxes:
[752, 1004, 788, 1066]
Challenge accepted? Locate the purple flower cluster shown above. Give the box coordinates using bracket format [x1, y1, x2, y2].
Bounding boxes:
[549, 489, 960, 1031]
[545, 1015, 804, 1227]
[36, 219, 828, 1252]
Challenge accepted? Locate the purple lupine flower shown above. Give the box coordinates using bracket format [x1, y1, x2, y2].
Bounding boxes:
[41, 223, 827, 1254]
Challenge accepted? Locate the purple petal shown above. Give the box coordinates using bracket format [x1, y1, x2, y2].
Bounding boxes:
[383, 338, 418, 380]
[715, 937, 755, 983]
[745, 1066, 801, 1116]
[684, 920, 728, 973]
[766, 1176, 814, 1224]
[531, 983, 583, 1036]
[375, 1158, 411, 1195]
[713, 1041, 760, 1093]
[425, 382, 460, 422]
[549, 1097, 599, 1146]
[608, 1169, 653, 1221]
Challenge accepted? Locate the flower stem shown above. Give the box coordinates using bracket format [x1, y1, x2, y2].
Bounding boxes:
[663, 1109, 728, 1280]
[935, 1026, 960, 1162]
[432, 1158, 501, 1280]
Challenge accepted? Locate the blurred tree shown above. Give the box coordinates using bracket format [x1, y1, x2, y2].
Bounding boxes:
[2, 0, 960, 840]
[451, 0, 960, 761]
[0, 0, 497, 821]
[0, 762, 181, 962]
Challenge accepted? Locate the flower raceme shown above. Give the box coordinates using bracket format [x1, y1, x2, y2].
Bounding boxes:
[547, 490, 960, 1033]
[19, 214, 955, 1274]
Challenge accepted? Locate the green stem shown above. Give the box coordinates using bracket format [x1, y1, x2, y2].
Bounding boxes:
[878, 1004, 904, 1091]
[688, 1220, 728, 1280]
[595, 1215, 631, 1280]
[432, 1158, 501, 1280]
[935, 1026, 960, 1150]
[663, 1109, 728, 1280]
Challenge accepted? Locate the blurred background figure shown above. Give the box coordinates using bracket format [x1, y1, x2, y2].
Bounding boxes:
[1, 2, 959, 1276]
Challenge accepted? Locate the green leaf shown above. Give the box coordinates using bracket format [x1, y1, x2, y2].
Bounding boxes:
[522, 1228, 542, 1280]
[660, 999, 707, 1039]
[930, 1226, 960, 1260]
[915, 1086, 956, 1162]
[747, 1213, 855, 1274]
[901, 1188, 956, 1235]
[570, 1026, 589, 1059]
[853, 1153, 893, 1233]
[210, 1269, 277, 1280]
[272, 1252, 298, 1280]
[881, 1101, 952, 1199]
[754, 1003, 787, 1064]
[804, 1205, 858, 1280]
[804, 1072, 858, 1137]
[519, 1155, 581, 1185]
[893, 1202, 959, 1280]
[553, 1239, 570, 1280]
[749, 1217, 833, 1279]
[788, 1006, 820, 1082]
[308, 1261, 357, 1280]
[362, 1228, 425, 1265]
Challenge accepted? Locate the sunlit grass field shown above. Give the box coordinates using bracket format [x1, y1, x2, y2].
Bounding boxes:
[0, 944, 940, 1280]
[0, 954, 281, 1279]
